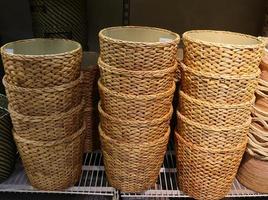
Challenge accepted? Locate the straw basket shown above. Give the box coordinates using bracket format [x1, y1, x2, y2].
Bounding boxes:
[99, 26, 180, 71]
[181, 63, 260, 104]
[98, 80, 175, 120]
[100, 126, 169, 193]
[183, 30, 264, 75]
[98, 102, 172, 143]
[14, 122, 85, 190]
[1, 38, 82, 88]
[175, 132, 247, 200]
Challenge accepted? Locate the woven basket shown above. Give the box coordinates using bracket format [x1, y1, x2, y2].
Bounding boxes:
[177, 111, 250, 149]
[100, 125, 169, 193]
[98, 57, 177, 95]
[179, 91, 254, 127]
[99, 26, 180, 71]
[183, 30, 264, 75]
[9, 100, 84, 141]
[175, 132, 247, 200]
[98, 80, 175, 121]
[98, 102, 172, 143]
[3, 75, 82, 116]
[1, 38, 82, 88]
[181, 63, 260, 104]
[14, 122, 85, 191]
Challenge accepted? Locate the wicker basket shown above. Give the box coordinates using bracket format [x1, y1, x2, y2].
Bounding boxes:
[181, 63, 260, 104]
[177, 111, 250, 149]
[3, 75, 82, 116]
[13, 122, 85, 190]
[98, 57, 177, 95]
[9, 100, 84, 141]
[98, 102, 172, 143]
[183, 30, 264, 75]
[175, 132, 247, 200]
[1, 38, 82, 88]
[98, 80, 175, 121]
[99, 26, 180, 71]
[100, 125, 170, 193]
[179, 91, 254, 127]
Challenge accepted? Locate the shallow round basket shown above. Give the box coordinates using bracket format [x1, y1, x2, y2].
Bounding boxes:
[179, 91, 254, 127]
[99, 57, 177, 95]
[175, 132, 247, 200]
[183, 30, 264, 75]
[1, 38, 82, 88]
[176, 111, 250, 149]
[98, 79, 175, 121]
[99, 26, 180, 71]
[181, 63, 259, 104]
[13, 122, 85, 191]
[100, 125, 169, 193]
[98, 102, 172, 143]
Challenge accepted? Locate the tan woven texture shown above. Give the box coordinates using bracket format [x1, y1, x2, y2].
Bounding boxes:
[175, 132, 247, 200]
[99, 26, 180, 71]
[183, 30, 264, 75]
[14, 122, 85, 191]
[100, 126, 169, 193]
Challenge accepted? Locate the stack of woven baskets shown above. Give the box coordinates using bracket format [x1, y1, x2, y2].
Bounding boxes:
[1, 38, 85, 190]
[98, 26, 180, 192]
[175, 30, 264, 199]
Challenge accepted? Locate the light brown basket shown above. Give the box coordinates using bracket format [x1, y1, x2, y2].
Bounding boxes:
[179, 91, 254, 127]
[1, 38, 82, 88]
[100, 125, 170, 193]
[99, 26, 180, 71]
[13, 122, 86, 190]
[98, 57, 177, 95]
[176, 111, 250, 149]
[175, 132, 247, 200]
[98, 102, 172, 143]
[183, 30, 264, 75]
[98, 80, 175, 121]
[3, 75, 82, 116]
[181, 63, 260, 104]
[9, 100, 84, 141]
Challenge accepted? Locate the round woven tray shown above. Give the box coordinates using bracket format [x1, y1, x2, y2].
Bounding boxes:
[183, 30, 264, 75]
[13, 122, 85, 190]
[179, 91, 255, 127]
[100, 125, 170, 193]
[1, 38, 82, 88]
[181, 63, 260, 104]
[98, 102, 172, 143]
[175, 132, 247, 200]
[99, 26, 180, 71]
[98, 79, 175, 121]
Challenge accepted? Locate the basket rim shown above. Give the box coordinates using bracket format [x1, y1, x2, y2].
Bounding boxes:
[99, 26, 180, 46]
[183, 30, 264, 49]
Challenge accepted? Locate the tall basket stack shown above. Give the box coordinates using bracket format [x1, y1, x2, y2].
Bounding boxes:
[175, 30, 264, 199]
[1, 39, 85, 190]
[98, 26, 180, 192]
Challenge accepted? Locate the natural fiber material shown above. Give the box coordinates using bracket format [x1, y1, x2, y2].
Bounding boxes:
[179, 91, 254, 127]
[100, 125, 170, 193]
[1, 38, 82, 88]
[98, 57, 177, 95]
[99, 26, 180, 71]
[9, 100, 84, 141]
[175, 132, 247, 200]
[3, 75, 82, 116]
[181, 63, 260, 104]
[14, 122, 85, 191]
[177, 111, 250, 149]
[98, 102, 172, 143]
[183, 30, 264, 75]
[98, 79, 175, 121]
